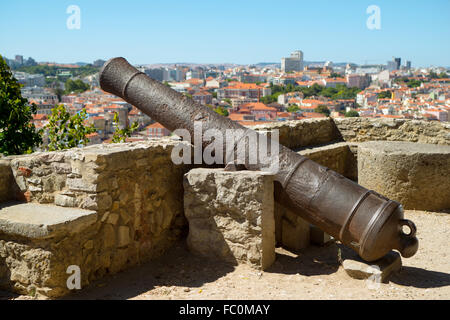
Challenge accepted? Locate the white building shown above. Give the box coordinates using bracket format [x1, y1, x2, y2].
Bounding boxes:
[281, 50, 304, 73]
[13, 72, 45, 87]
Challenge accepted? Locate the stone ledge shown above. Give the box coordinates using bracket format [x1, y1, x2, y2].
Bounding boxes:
[0, 202, 97, 239]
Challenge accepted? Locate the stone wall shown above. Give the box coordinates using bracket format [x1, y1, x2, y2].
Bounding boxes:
[0, 159, 14, 203]
[333, 118, 450, 145]
[298, 142, 358, 181]
[0, 139, 189, 296]
[253, 118, 341, 150]
[358, 141, 450, 211]
[252, 118, 450, 150]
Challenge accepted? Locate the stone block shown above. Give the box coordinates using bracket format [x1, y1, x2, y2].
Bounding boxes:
[66, 178, 97, 192]
[54, 194, 76, 207]
[117, 226, 130, 248]
[358, 141, 450, 211]
[106, 213, 119, 225]
[184, 168, 275, 270]
[0, 202, 97, 239]
[340, 247, 402, 283]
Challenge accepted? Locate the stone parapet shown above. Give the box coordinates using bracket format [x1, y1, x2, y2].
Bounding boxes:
[252, 118, 341, 149]
[0, 139, 189, 297]
[358, 141, 450, 211]
[334, 118, 450, 146]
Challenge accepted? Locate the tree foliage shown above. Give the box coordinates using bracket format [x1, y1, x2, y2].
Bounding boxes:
[315, 105, 330, 116]
[429, 71, 448, 79]
[407, 79, 422, 88]
[261, 83, 361, 104]
[65, 79, 90, 94]
[14, 64, 99, 78]
[345, 110, 360, 117]
[216, 106, 229, 116]
[46, 105, 96, 151]
[378, 91, 392, 99]
[286, 105, 299, 113]
[330, 72, 342, 78]
[0, 55, 42, 155]
[111, 112, 139, 143]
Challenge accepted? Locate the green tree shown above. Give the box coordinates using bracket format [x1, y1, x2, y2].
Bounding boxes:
[213, 106, 229, 117]
[429, 71, 439, 79]
[287, 105, 300, 113]
[407, 79, 422, 88]
[315, 105, 330, 116]
[111, 112, 139, 143]
[223, 98, 232, 105]
[378, 91, 392, 99]
[46, 105, 96, 151]
[0, 55, 42, 155]
[345, 110, 360, 117]
[64, 79, 90, 94]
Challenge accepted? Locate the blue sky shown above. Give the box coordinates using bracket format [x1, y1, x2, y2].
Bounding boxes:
[0, 0, 449, 67]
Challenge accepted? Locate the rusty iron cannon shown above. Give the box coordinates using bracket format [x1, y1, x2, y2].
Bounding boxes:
[99, 57, 418, 262]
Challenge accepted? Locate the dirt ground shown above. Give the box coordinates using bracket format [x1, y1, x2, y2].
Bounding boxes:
[3, 210, 450, 300]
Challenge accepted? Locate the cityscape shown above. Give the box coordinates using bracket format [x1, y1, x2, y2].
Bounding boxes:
[3, 50, 449, 147]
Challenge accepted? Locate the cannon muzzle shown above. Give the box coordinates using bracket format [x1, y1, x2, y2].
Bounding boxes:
[99, 57, 418, 262]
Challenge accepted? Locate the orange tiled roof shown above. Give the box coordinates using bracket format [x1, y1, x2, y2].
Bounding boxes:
[240, 102, 276, 111]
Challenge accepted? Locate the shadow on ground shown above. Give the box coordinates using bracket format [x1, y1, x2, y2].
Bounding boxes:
[63, 240, 235, 300]
[64, 241, 342, 299]
[266, 243, 340, 276]
[390, 267, 450, 289]
[0, 290, 19, 300]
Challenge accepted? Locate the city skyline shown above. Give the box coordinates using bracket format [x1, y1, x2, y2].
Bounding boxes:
[0, 0, 449, 67]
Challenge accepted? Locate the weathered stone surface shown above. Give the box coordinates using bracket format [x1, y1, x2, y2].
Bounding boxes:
[0, 160, 14, 203]
[299, 142, 358, 181]
[253, 118, 449, 150]
[54, 194, 76, 207]
[341, 248, 402, 283]
[358, 141, 450, 211]
[0, 202, 97, 239]
[1, 140, 189, 297]
[253, 118, 341, 149]
[334, 117, 450, 146]
[184, 168, 276, 270]
[117, 226, 130, 248]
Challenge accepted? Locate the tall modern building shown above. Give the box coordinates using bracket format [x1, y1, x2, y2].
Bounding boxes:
[15, 55, 24, 65]
[281, 50, 304, 73]
[394, 57, 401, 70]
[387, 57, 401, 71]
[405, 61, 412, 70]
[144, 68, 164, 82]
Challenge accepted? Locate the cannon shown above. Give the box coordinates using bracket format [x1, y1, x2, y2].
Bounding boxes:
[99, 57, 418, 262]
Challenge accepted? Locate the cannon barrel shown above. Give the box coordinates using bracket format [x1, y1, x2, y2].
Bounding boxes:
[99, 57, 418, 262]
